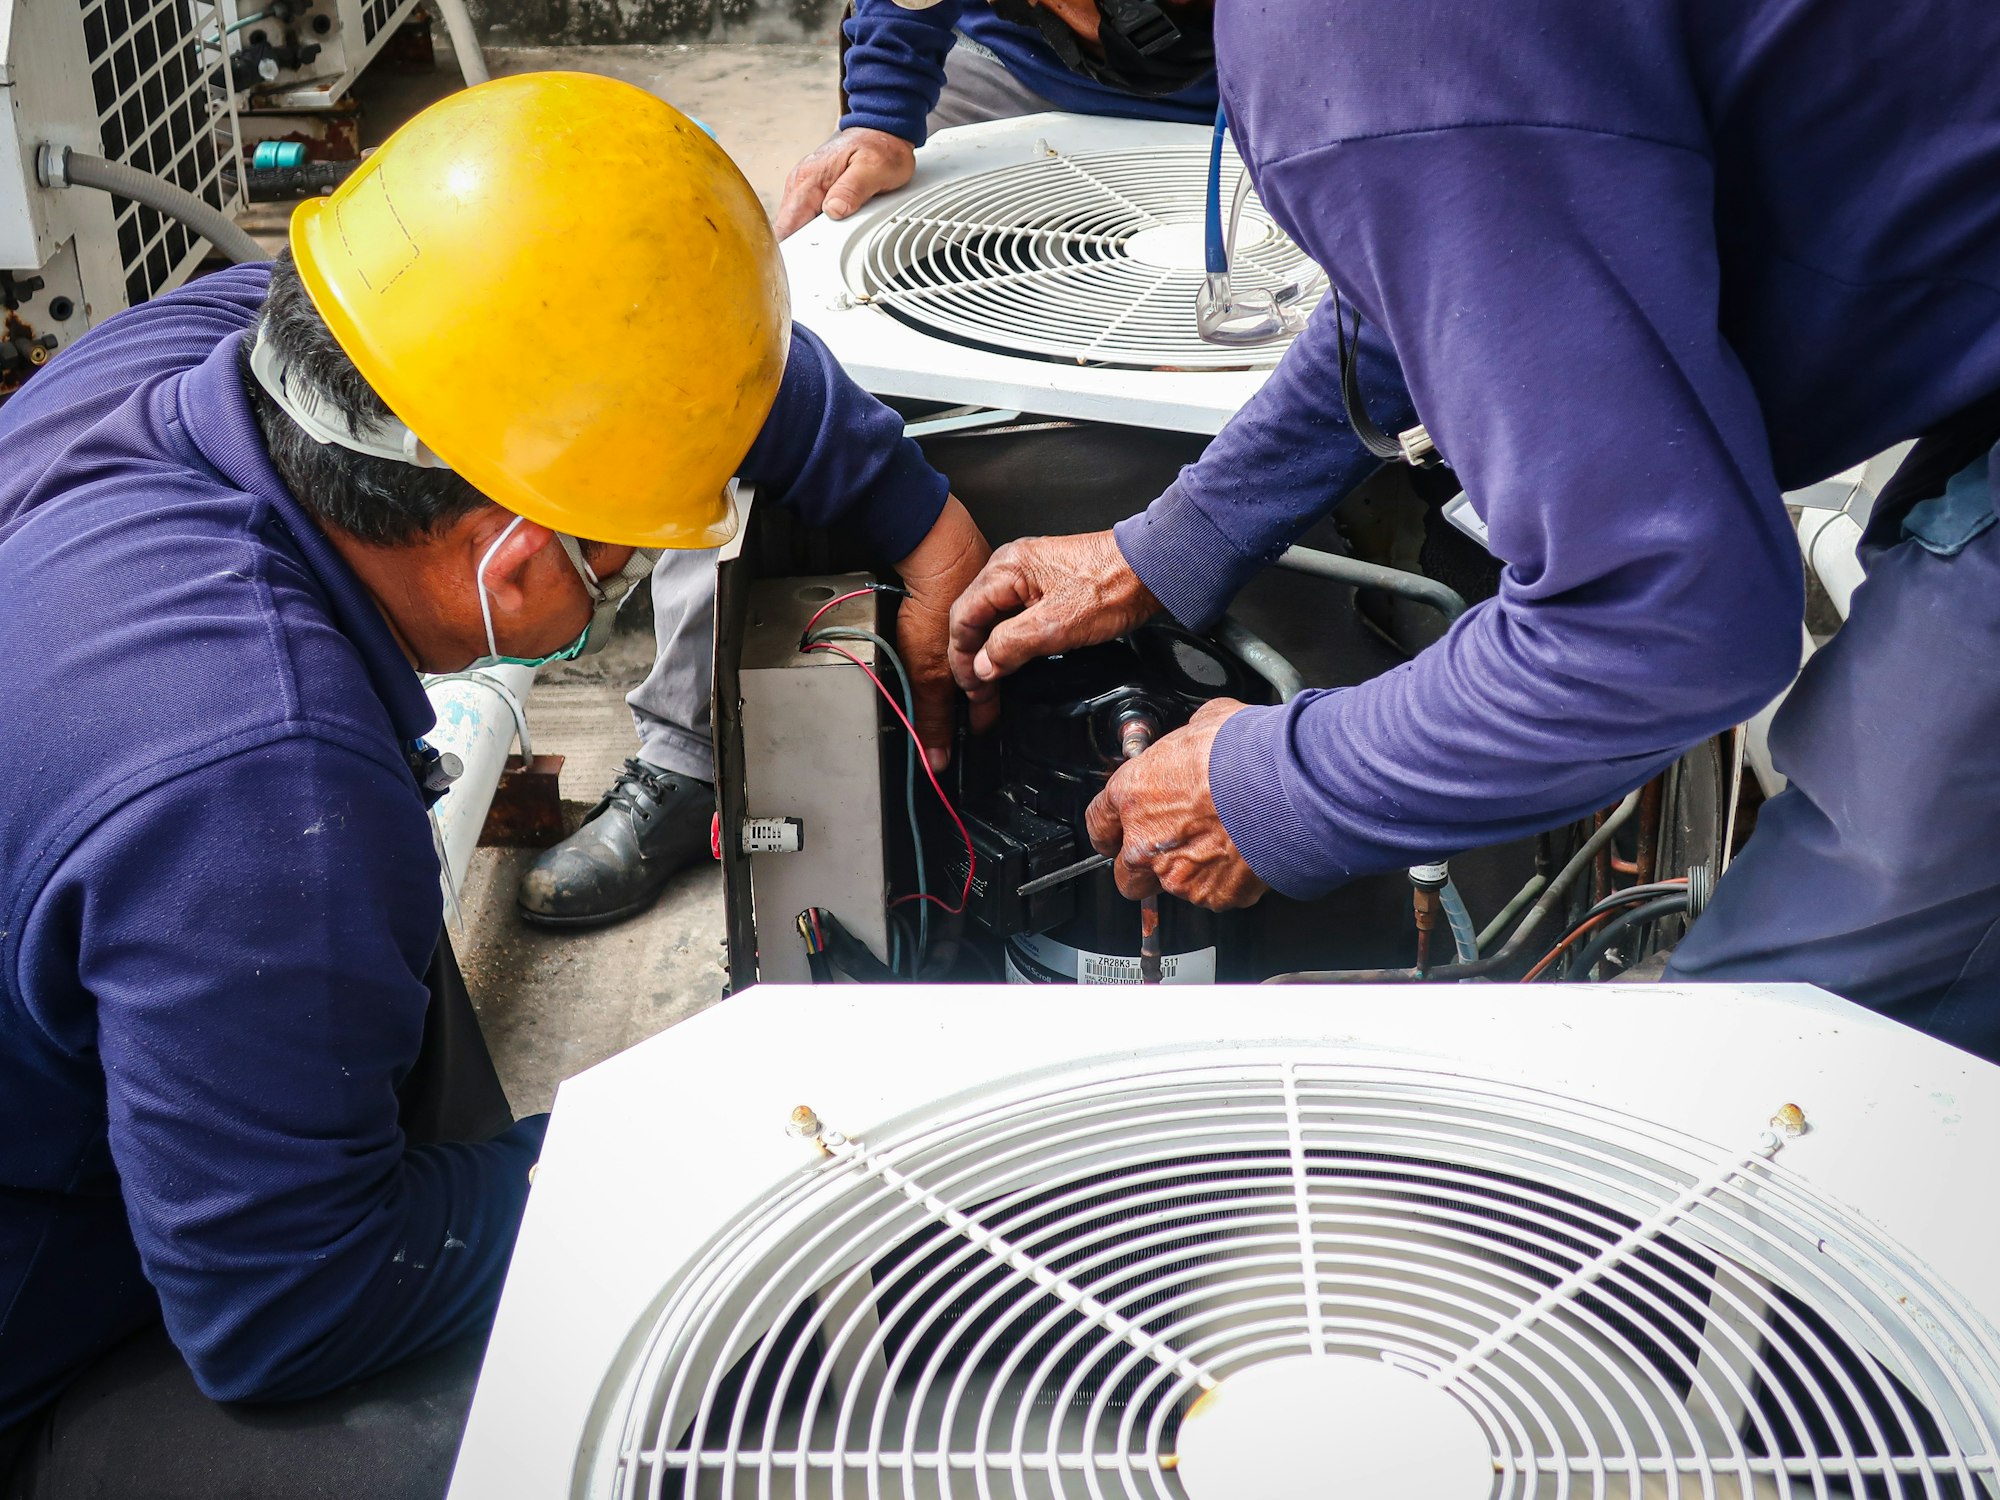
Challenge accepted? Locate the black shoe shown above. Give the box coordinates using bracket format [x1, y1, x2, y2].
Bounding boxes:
[516, 759, 715, 929]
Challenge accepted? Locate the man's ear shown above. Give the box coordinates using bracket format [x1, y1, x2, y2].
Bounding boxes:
[461, 508, 556, 616]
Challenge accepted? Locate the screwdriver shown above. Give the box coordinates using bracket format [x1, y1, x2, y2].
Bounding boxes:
[1015, 851, 1114, 898]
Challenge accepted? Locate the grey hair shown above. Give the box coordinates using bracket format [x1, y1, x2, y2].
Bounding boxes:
[239, 250, 493, 547]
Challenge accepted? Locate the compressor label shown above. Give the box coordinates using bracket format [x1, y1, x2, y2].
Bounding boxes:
[1006, 933, 1218, 985]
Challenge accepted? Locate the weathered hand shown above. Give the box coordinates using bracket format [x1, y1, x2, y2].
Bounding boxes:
[946, 530, 1160, 712]
[1084, 698, 1270, 911]
[894, 496, 993, 770]
[774, 128, 917, 239]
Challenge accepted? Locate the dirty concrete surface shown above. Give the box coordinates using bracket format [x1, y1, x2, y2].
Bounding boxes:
[330, 31, 838, 1113]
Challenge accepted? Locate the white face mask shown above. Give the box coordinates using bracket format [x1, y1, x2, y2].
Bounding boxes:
[470, 515, 661, 669]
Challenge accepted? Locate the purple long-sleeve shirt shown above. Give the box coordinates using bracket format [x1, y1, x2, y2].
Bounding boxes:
[1114, 0, 2000, 898]
[0, 266, 944, 1424]
[839, 0, 1216, 146]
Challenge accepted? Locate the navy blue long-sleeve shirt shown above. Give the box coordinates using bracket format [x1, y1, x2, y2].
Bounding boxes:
[839, 0, 1217, 145]
[0, 266, 946, 1425]
[1114, 0, 2000, 898]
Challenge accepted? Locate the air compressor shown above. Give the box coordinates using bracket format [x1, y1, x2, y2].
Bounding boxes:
[944, 624, 1266, 984]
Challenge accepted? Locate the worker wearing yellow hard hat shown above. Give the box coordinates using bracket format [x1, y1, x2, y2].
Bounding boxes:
[0, 71, 987, 1493]
[290, 70, 784, 552]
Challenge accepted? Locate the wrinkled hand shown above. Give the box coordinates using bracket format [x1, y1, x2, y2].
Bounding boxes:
[774, 128, 917, 239]
[894, 496, 992, 770]
[1085, 699, 1269, 911]
[947, 530, 1159, 713]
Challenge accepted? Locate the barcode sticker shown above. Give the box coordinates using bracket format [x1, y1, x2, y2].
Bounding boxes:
[1008, 933, 1217, 985]
[1079, 952, 1213, 984]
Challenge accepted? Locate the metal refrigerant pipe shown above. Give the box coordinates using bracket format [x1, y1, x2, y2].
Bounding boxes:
[433, 0, 493, 85]
[1265, 789, 1643, 984]
[1273, 544, 1469, 625]
[1213, 616, 1307, 702]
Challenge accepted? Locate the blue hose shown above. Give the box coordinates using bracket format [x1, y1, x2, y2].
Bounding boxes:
[1204, 106, 1229, 275]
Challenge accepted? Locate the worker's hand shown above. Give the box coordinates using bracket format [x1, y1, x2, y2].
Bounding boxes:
[947, 530, 1160, 714]
[1085, 699, 1270, 911]
[895, 496, 993, 771]
[774, 128, 917, 239]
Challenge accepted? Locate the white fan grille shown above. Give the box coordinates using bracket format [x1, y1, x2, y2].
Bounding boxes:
[593, 1063, 2000, 1499]
[854, 146, 1320, 372]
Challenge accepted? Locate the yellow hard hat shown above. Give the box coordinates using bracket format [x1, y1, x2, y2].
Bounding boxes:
[289, 72, 788, 548]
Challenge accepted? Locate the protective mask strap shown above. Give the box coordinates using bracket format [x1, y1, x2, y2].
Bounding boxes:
[557, 533, 659, 657]
[475, 520, 661, 667]
[476, 514, 527, 662]
[248, 323, 452, 470]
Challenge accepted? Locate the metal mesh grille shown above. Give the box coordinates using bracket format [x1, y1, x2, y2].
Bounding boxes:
[362, 0, 400, 42]
[593, 1063, 2000, 1499]
[81, 0, 240, 307]
[855, 145, 1320, 372]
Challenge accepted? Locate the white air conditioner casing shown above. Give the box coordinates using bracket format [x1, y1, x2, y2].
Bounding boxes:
[2, 0, 240, 384]
[452, 983, 2000, 1499]
[220, 0, 423, 111]
[783, 114, 1321, 437]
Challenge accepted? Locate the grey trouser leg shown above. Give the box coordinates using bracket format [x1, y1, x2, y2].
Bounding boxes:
[925, 37, 1062, 131]
[624, 547, 720, 783]
[621, 52, 1045, 782]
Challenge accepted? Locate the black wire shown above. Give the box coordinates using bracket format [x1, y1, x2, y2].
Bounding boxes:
[1578, 881, 1688, 925]
[1564, 894, 1692, 981]
[1335, 292, 1408, 463]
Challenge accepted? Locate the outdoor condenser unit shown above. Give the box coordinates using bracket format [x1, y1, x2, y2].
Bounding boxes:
[217, 0, 423, 112]
[450, 981, 2000, 1498]
[781, 112, 1318, 437]
[1, 0, 242, 392]
[740, 113, 1570, 988]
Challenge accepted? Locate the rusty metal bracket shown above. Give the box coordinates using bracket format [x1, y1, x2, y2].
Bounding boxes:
[479, 753, 566, 848]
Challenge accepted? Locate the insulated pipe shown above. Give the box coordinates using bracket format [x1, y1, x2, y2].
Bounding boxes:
[423, 663, 537, 897]
[1273, 544, 1469, 625]
[1439, 879, 1479, 963]
[432, 0, 493, 85]
[38, 146, 264, 265]
[1213, 616, 1306, 702]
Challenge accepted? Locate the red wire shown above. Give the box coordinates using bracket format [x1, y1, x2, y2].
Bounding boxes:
[1520, 875, 1690, 982]
[1520, 912, 1612, 982]
[800, 588, 877, 644]
[802, 639, 976, 915]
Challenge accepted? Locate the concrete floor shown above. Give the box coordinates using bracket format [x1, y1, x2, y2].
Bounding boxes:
[328, 38, 839, 1114]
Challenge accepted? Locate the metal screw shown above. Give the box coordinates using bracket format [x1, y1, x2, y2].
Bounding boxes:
[788, 1105, 823, 1140]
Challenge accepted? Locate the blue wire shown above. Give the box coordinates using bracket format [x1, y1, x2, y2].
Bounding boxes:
[1204, 105, 1230, 276]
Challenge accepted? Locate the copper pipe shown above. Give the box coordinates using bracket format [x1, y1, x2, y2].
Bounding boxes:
[1412, 884, 1441, 976]
[1119, 712, 1163, 984]
[1634, 776, 1667, 886]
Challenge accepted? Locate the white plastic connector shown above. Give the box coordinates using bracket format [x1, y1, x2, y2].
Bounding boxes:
[741, 817, 805, 854]
[1398, 423, 1440, 468]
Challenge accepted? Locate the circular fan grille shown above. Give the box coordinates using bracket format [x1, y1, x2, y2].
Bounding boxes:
[593, 1064, 2000, 1498]
[855, 145, 1321, 371]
